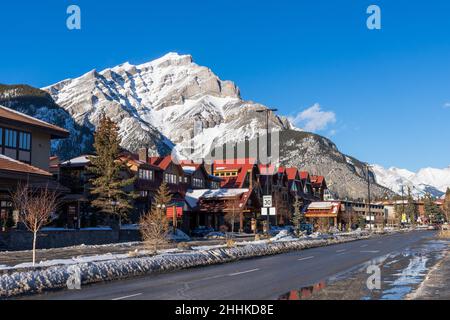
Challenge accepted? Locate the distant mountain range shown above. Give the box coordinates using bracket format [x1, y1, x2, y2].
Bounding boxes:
[372, 164, 450, 198]
[0, 53, 394, 199]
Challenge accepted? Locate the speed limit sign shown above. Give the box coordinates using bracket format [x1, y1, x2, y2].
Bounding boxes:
[263, 195, 272, 208]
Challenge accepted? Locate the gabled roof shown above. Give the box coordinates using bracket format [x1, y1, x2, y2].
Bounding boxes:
[300, 171, 310, 181]
[149, 155, 174, 170]
[285, 167, 300, 181]
[305, 201, 341, 216]
[119, 155, 161, 171]
[188, 188, 255, 212]
[0, 105, 69, 139]
[310, 175, 326, 188]
[258, 164, 278, 175]
[0, 154, 52, 177]
[213, 159, 258, 189]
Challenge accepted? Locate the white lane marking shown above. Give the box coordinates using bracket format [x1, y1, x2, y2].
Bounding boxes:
[112, 293, 142, 300]
[298, 256, 314, 261]
[336, 249, 346, 253]
[228, 268, 260, 276]
[360, 250, 380, 253]
[198, 274, 226, 281]
[360, 244, 368, 248]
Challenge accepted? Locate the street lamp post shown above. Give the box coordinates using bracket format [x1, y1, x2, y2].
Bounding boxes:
[256, 108, 278, 232]
[366, 164, 372, 231]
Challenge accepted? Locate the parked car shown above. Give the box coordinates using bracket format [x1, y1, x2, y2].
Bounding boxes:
[191, 226, 215, 238]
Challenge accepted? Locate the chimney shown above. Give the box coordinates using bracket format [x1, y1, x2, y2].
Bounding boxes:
[138, 148, 149, 162]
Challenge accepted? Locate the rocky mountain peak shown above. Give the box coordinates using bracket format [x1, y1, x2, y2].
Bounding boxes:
[0, 53, 398, 199]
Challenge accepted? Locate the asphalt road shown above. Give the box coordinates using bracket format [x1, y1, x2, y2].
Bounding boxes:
[24, 230, 437, 300]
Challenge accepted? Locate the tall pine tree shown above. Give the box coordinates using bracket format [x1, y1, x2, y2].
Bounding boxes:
[88, 115, 136, 226]
[405, 187, 419, 225]
[443, 188, 450, 223]
[292, 195, 304, 233]
[423, 193, 443, 224]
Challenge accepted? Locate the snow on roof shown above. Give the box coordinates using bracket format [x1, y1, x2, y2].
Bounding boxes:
[182, 166, 195, 174]
[0, 154, 52, 176]
[0, 105, 69, 137]
[61, 155, 93, 166]
[308, 201, 340, 210]
[201, 188, 249, 199]
[185, 188, 249, 208]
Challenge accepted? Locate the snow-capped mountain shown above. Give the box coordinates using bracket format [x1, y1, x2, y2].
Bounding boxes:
[372, 164, 450, 198]
[1, 53, 394, 199]
[43, 52, 292, 159]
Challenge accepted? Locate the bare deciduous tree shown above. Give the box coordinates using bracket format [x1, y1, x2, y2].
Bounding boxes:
[224, 198, 240, 233]
[139, 182, 171, 252]
[11, 184, 59, 266]
[139, 207, 169, 253]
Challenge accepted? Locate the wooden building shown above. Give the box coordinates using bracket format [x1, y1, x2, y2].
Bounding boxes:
[0, 105, 69, 230]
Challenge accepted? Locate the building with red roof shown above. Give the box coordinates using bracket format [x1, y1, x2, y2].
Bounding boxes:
[310, 175, 328, 201]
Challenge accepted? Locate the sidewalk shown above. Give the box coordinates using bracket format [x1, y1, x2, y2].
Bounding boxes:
[407, 249, 450, 300]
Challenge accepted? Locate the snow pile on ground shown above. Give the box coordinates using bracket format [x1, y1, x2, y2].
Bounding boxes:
[167, 229, 190, 241]
[205, 232, 226, 239]
[269, 230, 297, 242]
[0, 232, 370, 298]
[0, 253, 131, 271]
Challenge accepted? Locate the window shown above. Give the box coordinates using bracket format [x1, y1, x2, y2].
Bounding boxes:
[140, 191, 149, 197]
[19, 132, 31, 150]
[0, 128, 2, 146]
[4, 129, 17, 148]
[139, 169, 154, 181]
[193, 178, 204, 188]
[211, 181, 220, 189]
[164, 173, 178, 184]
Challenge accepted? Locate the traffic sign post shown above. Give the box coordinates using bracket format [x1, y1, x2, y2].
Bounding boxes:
[263, 195, 272, 208]
[269, 207, 276, 216]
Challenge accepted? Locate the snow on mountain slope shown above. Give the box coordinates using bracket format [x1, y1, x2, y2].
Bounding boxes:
[372, 164, 450, 198]
[44, 52, 292, 158]
[31, 52, 394, 199]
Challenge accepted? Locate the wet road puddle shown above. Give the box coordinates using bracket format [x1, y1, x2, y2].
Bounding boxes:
[278, 238, 449, 300]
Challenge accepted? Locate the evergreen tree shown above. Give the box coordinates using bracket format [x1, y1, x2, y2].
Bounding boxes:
[405, 187, 419, 225]
[443, 188, 450, 223]
[424, 193, 444, 224]
[88, 115, 136, 226]
[292, 195, 303, 234]
[153, 182, 173, 208]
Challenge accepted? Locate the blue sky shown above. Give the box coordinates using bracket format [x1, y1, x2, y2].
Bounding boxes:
[0, 0, 449, 171]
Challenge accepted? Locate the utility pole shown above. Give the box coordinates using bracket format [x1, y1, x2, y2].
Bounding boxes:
[256, 108, 278, 230]
[366, 164, 372, 231]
